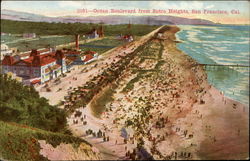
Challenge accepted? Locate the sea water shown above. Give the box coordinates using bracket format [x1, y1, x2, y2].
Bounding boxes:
[176, 25, 249, 106]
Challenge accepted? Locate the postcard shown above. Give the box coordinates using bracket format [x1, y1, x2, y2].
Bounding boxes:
[0, 1, 249, 160]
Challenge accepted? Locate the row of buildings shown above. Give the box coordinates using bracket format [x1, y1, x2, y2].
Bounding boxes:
[2, 32, 36, 38]
[1, 48, 98, 85]
[1, 24, 134, 85]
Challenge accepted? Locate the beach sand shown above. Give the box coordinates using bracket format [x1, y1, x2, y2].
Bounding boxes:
[38, 25, 249, 160]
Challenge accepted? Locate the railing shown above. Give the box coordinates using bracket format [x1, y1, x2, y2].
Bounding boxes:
[197, 64, 250, 68]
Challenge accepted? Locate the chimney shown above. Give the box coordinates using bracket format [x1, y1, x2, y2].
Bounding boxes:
[30, 49, 39, 57]
[75, 34, 80, 50]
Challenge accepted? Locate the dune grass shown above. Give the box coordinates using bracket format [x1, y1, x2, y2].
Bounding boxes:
[90, 86, 116, 118]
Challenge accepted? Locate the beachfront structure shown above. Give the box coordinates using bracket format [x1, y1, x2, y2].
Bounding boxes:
[157, 33, 163, 38]
[1, 49, 67, 85]
[1, 44, 13, 61]
[23, 33, 36, 38]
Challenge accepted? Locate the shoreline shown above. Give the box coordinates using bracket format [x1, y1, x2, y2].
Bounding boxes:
[38, 25, 248, 160]
[163, 25, 249, 159]
[175, 25, 249, 106]
[176, 26, 249, 108]
[69, 25, 249, 160]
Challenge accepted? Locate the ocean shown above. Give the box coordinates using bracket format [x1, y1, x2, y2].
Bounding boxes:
[176, 25, 249, 106]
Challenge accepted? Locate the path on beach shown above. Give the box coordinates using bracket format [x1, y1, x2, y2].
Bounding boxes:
[37, 26, 164, 159]
[38, 25, 249, 160]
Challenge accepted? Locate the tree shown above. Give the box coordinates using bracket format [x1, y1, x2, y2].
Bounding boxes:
[0, 74, 67, 133]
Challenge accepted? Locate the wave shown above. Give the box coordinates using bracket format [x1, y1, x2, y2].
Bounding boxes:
[185, 30, 249, 44]
[177, 25, 249, 105]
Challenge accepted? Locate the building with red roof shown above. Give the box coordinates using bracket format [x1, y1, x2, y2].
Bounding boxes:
[66, 50, 98, 65]
[1, 49, 67, 85]
[82, 54, 94, 63]
[80, 50, 98, 64]
[122, 34, 134, 42]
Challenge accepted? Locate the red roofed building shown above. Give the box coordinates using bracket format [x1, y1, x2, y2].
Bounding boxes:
[64, 50, 81, 57]
[80, 50, 98, 64]
[1, 49, 67, 85]
[82, 54, 94, 63]
[69, 50, 98, 65]
[2, 55, 15, 66]
[122, 34, 134, 42]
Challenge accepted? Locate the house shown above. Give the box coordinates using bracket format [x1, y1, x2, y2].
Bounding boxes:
[157, 29, 166, 39]
[157, 33, 163, 38]
[1, 49, 67, 85]
[1, 44, 13, 60]
[74, 50, 98, 64]
[85, 25, 104, 39]
[63, 50, 82, 66]
[64, 50, 82, 57]
[82, 51, 98, 64]
[64, 49, 98, 65]
[85, 28, 99, 39]
[121, 34, 134, 42]
[1, 32, 11, 36]
[23, 33, 36, 38]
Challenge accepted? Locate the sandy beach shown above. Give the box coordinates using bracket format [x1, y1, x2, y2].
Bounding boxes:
[38, 25, 249, 160]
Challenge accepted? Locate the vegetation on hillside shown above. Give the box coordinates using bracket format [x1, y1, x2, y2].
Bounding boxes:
[2, 35, 75, 52]
[1, 19, 159, 36]
[0, 121, 91, 161]
[0, 74, 67, 133]
[90, 85, 116, 118]
[79, 37, 125, 55]
[0, 74, 98, 161]
[64, 42, 150, 113]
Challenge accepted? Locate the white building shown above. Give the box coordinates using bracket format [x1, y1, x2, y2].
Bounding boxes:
[1, 44, 13, 60]
[2, 49, 67, 85]
[23, 33, 36, 38]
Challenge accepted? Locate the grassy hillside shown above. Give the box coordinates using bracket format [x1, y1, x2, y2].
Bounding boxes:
[0, 74, 67, 133]
[0, 74, 99, 160]
[1, 19, 160, 36]
[0, 121, 92, 161]
[2, 35, 75, 52]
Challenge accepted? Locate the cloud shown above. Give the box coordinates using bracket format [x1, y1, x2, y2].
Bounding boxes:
[149, 1, 204, 10]
[58, 1, 83, 8]
[205, 5, 215, 9]
[56, 1, 149, 10]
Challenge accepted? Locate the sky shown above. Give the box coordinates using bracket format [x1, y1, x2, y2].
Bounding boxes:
[1, 1, 250, 24]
